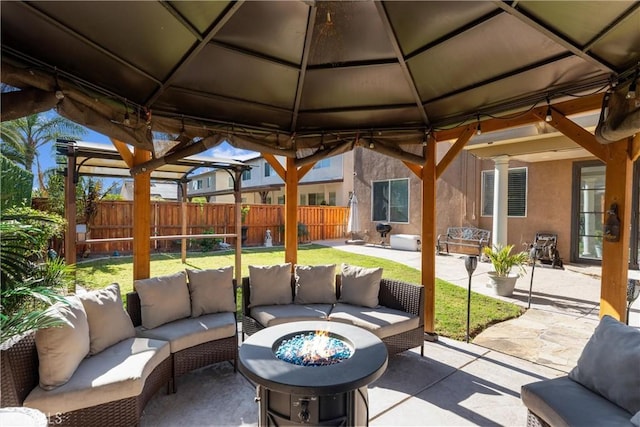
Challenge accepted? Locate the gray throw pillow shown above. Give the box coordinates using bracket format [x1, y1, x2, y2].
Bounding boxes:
[134, 271, 191, 329]
[78, 283, 135, 355]
[186, 266, 236, 316]
[294, 264, 337, 304]
[339, 263, 383, 308]
[35, 296, 90, 390]
[249, 263, 292, 307]
[568, 315, 640, 414]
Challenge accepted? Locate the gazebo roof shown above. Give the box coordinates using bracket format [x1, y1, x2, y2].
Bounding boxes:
[2, 1, 639, 159]
[55, 140, 246, 182]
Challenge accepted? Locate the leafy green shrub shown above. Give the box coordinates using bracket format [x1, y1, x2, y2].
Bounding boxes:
[0, 153, 32, 212]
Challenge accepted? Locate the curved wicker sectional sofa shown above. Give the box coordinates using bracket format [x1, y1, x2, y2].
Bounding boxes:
[1, 269, 239, 426]
[242, 263, 425, 356]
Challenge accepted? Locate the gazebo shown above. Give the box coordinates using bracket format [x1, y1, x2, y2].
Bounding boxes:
[1, 1, 639, 332]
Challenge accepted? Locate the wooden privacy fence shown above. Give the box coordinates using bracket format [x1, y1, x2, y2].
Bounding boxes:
[78, 201, 349, 254]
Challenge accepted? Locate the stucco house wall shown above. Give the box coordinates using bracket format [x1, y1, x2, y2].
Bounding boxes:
[476, 157, 591, 260]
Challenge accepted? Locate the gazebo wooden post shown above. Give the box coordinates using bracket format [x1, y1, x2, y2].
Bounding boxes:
[285, 157, 298, 267]
[180, 181, 188, 264]
[234, 168, 243, 285]
[600, 139, 633, 322]
[422, 136, 437, 340]
[64, 144, 77, 293]
[133, 148, 152, 280]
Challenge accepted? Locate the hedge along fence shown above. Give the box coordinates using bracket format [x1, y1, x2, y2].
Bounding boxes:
[74, 201, 349, 254]
[1, 154, 33, 212]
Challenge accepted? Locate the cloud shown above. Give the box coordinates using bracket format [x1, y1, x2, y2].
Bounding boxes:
[209, 141, 258, 161]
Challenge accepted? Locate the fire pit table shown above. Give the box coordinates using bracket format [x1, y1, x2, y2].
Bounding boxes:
[239, 321, 388, 426]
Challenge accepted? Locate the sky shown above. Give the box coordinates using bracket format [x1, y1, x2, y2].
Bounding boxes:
[35, 111, 257, 190]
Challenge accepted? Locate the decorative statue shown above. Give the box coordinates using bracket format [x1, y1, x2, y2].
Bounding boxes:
[265, 229, 273, 247]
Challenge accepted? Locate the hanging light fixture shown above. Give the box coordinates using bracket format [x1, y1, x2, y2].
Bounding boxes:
[476, 115, 482, 136]
[545, 98, 553, 122]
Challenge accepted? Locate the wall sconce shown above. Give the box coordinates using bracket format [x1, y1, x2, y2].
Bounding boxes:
[604, 203, 621, 242]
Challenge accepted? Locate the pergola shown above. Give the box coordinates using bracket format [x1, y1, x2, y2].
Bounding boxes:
[2, 1, 639, 332]
[55, 140, 249, 284]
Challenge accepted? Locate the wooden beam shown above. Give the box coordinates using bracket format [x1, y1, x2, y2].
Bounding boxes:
[64, 150, 77, 283]
[403, 161, 423, 179]
[630, 133, 640, 162]
[436, 125, 475, 179]
[422, 137, 437, 339]
[234, 169, 243, 286]
[534, 108, 607, 162]
[434, 93, 604, 142]
[369, 141, 425, 165]
[110, 138, 134, 168]
[284, 157, 298, 267]
[600, 140, 633, 322]
[130, 135, 222, 176]
[133, 148, 152, 280]
[180, 182, 188, 264]
[263, 153, 286, 180]
[297, 163, 315, 180]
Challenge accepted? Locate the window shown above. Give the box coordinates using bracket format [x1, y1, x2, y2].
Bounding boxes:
[264, 162, 272, 177]
[242, 169, 251, 181]
[277, 196, 285, 205]
[308, 193, 325, 206]
[481, 167, 527, 217]
[372, 179, 409, 223]
[300, 194, 307, 205]
[194, 179, 203, 190]
[313, 158, 330, 169]
[328, 192, 336, 206]
[206, 176, 212, 188]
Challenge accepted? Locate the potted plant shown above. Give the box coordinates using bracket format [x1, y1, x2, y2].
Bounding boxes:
[483, 244, 529, 296]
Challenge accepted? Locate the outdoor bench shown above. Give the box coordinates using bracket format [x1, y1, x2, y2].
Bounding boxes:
[1, 284, 172, 427]
[127, 269, 239, 393]
[436, 227, 491, 257]
[241, 263, 425, 356]
[521, 315, 639, 427]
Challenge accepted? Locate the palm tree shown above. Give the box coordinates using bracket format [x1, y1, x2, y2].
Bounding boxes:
[0, 113, 86, 193]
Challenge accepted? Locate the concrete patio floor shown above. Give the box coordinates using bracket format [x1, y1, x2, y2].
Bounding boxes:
[139, 241, 640, 426]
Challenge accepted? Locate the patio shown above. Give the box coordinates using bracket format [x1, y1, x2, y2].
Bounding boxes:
[139, 242, 623, 426]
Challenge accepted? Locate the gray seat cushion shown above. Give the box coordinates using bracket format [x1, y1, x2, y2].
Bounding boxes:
[250, 304, 332, 327]
[136, 312, 236, 353]
[328, 303, 419, 339]
[24, 338, 170, 415]
[521, 376, 633, 427]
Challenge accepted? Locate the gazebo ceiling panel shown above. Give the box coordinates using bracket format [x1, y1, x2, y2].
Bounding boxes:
[408, 13, 568, 101]
[384, 2, 498, 56]
[29, 1, 196, 81]
[307, 2, 398, 66]
[155, 87, 292, 130]
[168, 1, 233, 36]
[424, 56, 606, 122]
[213, 1, 308, 66]
[2, 1, 639, 154]
[173, 44, 299, 109]
[296, 106, 424, 132]
[519, 1, 634, 47]
[299, 65, 416, 111]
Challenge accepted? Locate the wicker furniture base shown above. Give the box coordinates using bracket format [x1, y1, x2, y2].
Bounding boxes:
[526, 410, 550, 427]
[242, 276, 425, 356]
[172, 336, 238, 392]
[0, 333, 172, 427]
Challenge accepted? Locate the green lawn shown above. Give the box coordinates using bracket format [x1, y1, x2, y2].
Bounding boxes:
[76, 244, 523, 341]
